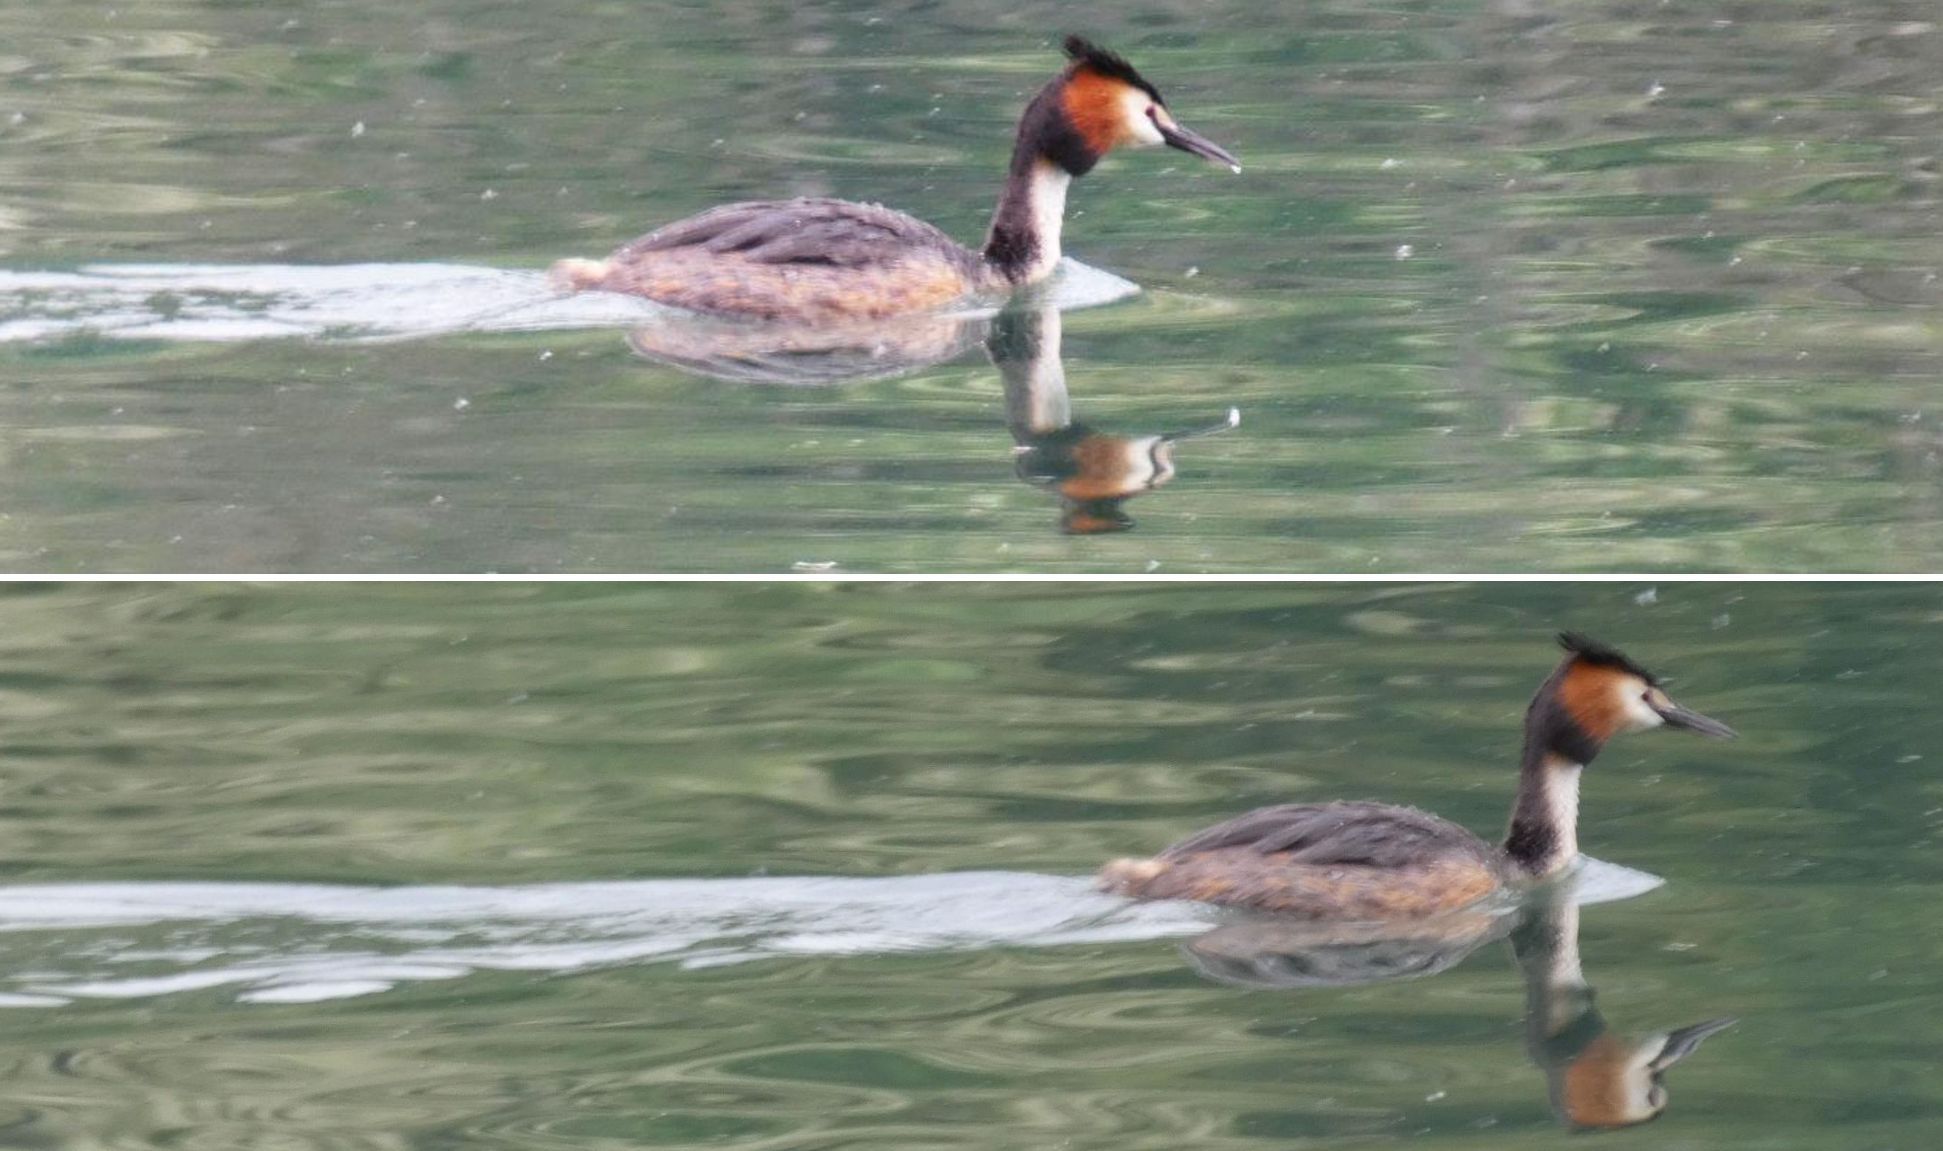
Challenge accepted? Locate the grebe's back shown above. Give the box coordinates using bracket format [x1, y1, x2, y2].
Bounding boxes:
[1101, 801, 1506, 920]
[556, 198, 991, 322]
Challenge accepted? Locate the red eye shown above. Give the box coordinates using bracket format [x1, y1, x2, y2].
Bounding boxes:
[1145, 105, 1158, 120]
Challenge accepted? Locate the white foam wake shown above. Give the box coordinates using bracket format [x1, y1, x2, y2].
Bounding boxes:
[0, 860, 1660, 1006]
[0, 259, 1140, 345]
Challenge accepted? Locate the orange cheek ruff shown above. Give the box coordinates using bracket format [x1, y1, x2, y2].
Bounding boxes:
[1557, 664, 1629, 744]
[1560, 1034, 1646, 1128]
[1061, 70, 1139, 154]
[1058, 436, 1140, 502]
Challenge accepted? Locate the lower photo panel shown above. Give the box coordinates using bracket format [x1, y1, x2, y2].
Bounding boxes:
[0, 581, 1928, 1150]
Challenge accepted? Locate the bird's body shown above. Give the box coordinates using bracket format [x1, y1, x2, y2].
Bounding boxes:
[1099, 635, 1734, 920]
[554, 198, 995, 322]
[553, 38, 1238, 321]
[1100, 801, 1507, 919]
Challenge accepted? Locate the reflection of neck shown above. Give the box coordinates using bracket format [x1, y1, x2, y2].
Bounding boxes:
[1514, 896, 1588, 1032]
[984, 158, 1071, 284]
[991, 307, 1069, 441]
[1512, 895, 1606, 1119]
[1504, 748, 1582, 877]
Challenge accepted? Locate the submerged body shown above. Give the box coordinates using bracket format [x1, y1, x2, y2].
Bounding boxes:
[552, 38, 1238, 321]
[1100, 634, 1734, 919]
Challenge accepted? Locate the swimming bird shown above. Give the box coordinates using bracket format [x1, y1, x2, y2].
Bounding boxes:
[1098, 634, 1735, 918]
[552, 37, 1239, 322]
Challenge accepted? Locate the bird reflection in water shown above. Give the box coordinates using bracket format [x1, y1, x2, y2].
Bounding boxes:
[1177, 879, 1734, 1131]
[623, 299, 1238, 532]
[989, 304, 1237, 534]
[1512, 891, 1735, 1130]
[625, 307, 989, 385]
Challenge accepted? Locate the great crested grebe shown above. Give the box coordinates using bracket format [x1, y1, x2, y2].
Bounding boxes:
[552, 37, 1239, 322]
[1099, 634, 1735, 918]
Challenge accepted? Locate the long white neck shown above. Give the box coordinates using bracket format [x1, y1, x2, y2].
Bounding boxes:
[984, 159, 1071, 284]
[1543, 763, 1581, 863]
[1505, 754, 1582, 877]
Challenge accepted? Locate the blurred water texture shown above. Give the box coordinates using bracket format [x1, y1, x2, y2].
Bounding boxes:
[1, 1, 1939, 570]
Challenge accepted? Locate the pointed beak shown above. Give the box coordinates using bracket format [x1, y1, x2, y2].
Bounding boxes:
[1160, 407, 1241, 442]
[1650, 1017, 1737, 1071]
[1159, 121, 1241, 173]
[1654, 699, 1737, 739]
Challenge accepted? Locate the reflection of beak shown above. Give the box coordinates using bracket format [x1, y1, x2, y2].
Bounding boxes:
[1160, 121, 1242, 173]
[1654, 699, 1737, 739]
[1160, 407, 1241, 443]
[1650, 1017, 1737, 1071]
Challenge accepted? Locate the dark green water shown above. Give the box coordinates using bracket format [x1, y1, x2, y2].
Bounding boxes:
[0, 582, 1935, 1147]
[3, 1, 1940, 571]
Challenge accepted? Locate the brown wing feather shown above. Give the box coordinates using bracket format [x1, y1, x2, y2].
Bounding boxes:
[565, 197, 990, 320]
[1101, 848, 1503, 919]
[619, 198, 975, 271]
[1101, 802, 1506, 918]
[1158, 801, 1493, 869]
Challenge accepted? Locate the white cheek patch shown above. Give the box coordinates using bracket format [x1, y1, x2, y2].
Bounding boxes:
[1619, 1044, 1664, 1120]
[1619, 683, 1665, 732]
[1122, 89, 1164, 146]
[1113, 437, 1171, 489]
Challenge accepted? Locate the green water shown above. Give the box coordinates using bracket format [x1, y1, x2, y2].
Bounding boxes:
[3, 1, 1940, 571]
[0, 582, 1935, 1147]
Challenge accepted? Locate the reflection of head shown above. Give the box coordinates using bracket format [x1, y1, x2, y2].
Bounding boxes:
[989, 305, 1234, 535]
[1516, 895, 1734, 1131]
[1551, 1018, 1737, 1129]
[1165, 879, 1733, 1131]
[1015, 427, 1178, 535]
[1061, 499, 1135, 535]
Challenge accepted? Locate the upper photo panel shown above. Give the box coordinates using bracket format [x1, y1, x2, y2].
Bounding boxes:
[3, 2, 1936, 573]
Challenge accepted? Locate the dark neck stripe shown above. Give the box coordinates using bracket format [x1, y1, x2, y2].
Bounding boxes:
[983, 75, 1100, 275]
[1503, 815, 1559, 871]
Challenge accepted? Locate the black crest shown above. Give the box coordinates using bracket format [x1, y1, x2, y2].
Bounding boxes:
[1063, 35, 1163, 104]
[1557, 632, 1658, 684]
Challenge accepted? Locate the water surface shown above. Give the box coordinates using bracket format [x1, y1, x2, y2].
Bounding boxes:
[0, 582, 1935, 1147]
[3, 1, 1940, 570]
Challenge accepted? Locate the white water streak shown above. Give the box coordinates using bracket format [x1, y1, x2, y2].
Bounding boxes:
[0, 861, 1660, 1006]
[0, 260, 1139, 345]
